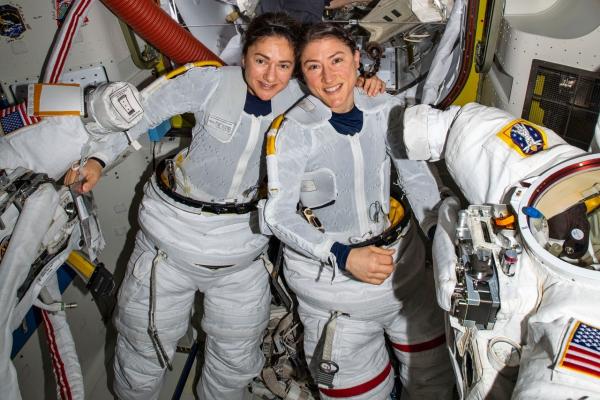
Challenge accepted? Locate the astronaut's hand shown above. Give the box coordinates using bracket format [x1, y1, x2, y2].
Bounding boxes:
[345, 246, 395, 285]
[356, 75, 386, 97]
[63, 158, 103, 193]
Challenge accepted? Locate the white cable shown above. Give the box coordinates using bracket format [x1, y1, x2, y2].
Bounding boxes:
[33, 298, 77, 312]
[486, 336, 521, 380]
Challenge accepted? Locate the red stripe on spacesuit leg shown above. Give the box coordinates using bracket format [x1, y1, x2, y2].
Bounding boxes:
[319, 361, 392, 398]
[42, 310, 72, 400]
[41, 310, 73, 400]
[391, 334, 446, 352]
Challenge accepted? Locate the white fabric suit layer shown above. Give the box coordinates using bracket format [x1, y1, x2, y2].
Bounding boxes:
[403, 102, 600, 399]
[95, 66, 303, 400]
[264, 89, 455, 400]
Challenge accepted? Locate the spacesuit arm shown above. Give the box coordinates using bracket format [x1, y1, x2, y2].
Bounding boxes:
[385, 101, 444, 235]
[402, 104, 461, 161]
[426, 102, 585, 204]
[90, 67, 221, 166]
[431, 196, 461, 311]
[264, 120, 336, 263]
[0, 117, 92, 180]
[393, 158, 441, 236]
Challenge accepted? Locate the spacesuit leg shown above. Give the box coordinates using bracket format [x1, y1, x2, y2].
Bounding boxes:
[387, 227, 454, 400]
[113, 231, 197, 400]
[387, 269, 454, 400]
[297, 302, 395, 400]
[196, 257, 271, 400]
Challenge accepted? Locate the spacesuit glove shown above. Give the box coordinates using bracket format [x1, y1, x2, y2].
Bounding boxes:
[345, 246, 395, 285]
[63, 158, 104, 193]
[431, 196, 461, 311]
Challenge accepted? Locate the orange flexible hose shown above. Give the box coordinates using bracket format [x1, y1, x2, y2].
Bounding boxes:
[101, 0, 224, 65]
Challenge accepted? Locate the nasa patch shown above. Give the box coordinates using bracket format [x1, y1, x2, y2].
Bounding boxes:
[0, 4, 26, 39]
[497, 119, 547, 157]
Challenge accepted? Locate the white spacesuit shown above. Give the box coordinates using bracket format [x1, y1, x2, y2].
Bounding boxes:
[264, 90, 455, 400]
[0, 84, 116, 400]
[82, 65, 304, 400]
[0, 180, 85, 400]
[402, 102, 600, 399]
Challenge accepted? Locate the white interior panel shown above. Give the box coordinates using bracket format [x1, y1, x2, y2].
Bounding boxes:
[0, 1, 147, 100]
[175, 0, 237, 56]
[504, 0, 560, 15]
[479, 1, 600, 116]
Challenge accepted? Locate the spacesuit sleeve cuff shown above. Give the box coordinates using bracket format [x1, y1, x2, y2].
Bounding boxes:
[403, 104, 433, 160]
[330, 242, 351, 271]
[420, 215, 438, 239]
[88, 157, 106, 169]
[88, 153, 110, 168]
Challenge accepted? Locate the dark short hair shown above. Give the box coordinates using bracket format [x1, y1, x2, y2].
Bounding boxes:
[242, 12, 300, 57]
[298, 22, 357, 59]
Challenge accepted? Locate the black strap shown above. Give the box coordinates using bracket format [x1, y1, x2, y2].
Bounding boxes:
[348, 197, 412, 249]
[154, 158, 259, 214]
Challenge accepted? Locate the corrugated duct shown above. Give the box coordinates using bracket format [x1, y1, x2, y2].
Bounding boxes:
[101, 0, 224, 64]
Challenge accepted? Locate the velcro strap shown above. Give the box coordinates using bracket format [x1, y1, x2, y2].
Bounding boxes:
[315, 311, 346, 388]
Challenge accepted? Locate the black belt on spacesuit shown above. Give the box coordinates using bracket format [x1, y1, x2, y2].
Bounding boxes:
[155, 158, 259, 214]
[348, 197, 412, 249]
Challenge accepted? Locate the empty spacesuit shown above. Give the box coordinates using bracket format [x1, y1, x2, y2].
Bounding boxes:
[402, 102, 600, 399]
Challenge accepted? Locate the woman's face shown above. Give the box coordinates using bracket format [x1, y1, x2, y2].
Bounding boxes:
[300, 37, 360, 113]
[243, 35, 295, 101]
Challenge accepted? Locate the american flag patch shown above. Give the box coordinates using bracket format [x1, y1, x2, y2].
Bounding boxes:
[556, 320, 600, 380]
[0, 102, 41, 135]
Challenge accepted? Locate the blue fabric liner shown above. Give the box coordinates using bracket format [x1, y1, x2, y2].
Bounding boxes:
[244, 91, 272, 117]
[329, 105, 364, 135]
[331, 241, 351, 271]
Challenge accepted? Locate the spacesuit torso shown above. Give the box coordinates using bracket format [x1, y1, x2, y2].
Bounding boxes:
[91, 65, 305, 267]
[97, 66, 303, 204]
[265, 88, 440, 263]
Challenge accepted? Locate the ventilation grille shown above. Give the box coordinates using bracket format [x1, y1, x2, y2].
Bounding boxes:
[522, 60, 600, 150]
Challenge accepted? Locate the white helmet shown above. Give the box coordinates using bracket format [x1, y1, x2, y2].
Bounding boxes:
[511, 153, 600, 282]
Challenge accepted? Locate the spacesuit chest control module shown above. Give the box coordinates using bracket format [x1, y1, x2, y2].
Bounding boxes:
[452, 154, 600, 400]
